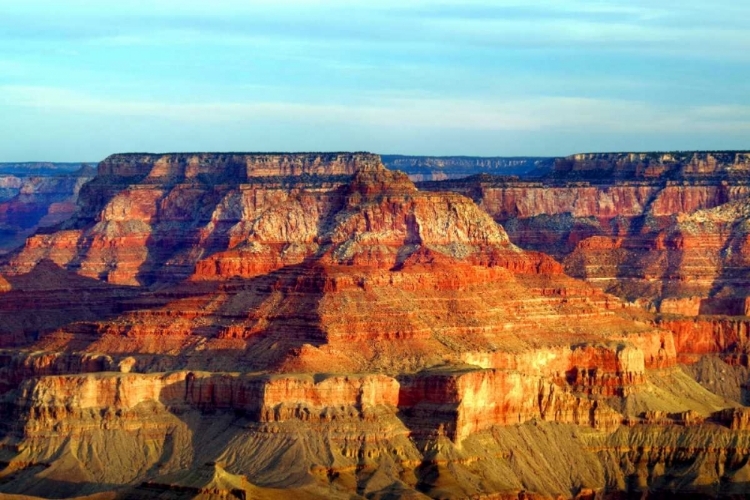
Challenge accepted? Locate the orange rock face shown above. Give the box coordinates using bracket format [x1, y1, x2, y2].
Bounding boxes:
[422, 152, 750, 312]
[1, 152, 750, 499]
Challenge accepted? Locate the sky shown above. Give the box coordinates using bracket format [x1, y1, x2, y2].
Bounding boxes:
[1, 0, 749, 161]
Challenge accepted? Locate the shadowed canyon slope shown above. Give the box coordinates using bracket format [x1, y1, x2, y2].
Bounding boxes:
[2, 152, 750, 499]
[0, 164, 95, 255]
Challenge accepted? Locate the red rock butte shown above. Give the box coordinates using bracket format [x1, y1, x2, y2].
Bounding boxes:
[0, 152, 749, 499]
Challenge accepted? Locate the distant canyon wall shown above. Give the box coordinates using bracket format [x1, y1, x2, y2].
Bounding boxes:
[0, 164, 95, 254]
[420, 151, 750, 311]
[381, 154, 554, 181]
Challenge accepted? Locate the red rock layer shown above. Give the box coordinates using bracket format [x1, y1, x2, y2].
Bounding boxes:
[399, 368, 622, 442]
[420, 152, 750, 309]
[656, 316, 750, 365]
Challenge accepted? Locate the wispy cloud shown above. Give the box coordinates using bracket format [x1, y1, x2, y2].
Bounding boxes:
[1, 1, 749, 159]
[2, 0, 749, 59]
[3, 85, 749, 136]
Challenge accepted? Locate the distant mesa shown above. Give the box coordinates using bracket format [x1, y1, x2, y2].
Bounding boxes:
[552, 150, 750, 181]
[0, 161, 93, 176]
[381, 154, 555, 181]
[0, 162, 96, 255]
[96, 151, 382, 180]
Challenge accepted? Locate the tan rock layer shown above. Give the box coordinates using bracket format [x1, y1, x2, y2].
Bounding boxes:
[97, 152, 382, 179]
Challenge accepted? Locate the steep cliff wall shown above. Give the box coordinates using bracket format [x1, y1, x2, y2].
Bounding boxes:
[97, 152, 381, 180]
[420, 152, 750, 309]
[0, 364, 742, 499]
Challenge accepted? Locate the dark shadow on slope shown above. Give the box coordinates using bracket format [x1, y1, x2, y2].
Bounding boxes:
[607, 183, 676, 302]
[657, 232, 689, 302]
[134, 176, 353, 288]
[74, 258, 335, 372]
[134, 186, 238, 287]
[0, 260, 145, 348]
[0, 467, 123, 499]
[503, 214, 605, 261]
[311, 183, 350, 245]
[1, 252, 338, 369]
[61, 171, 151, 232]
[151, 377, 316, 492]
[183, 262, 334, 372]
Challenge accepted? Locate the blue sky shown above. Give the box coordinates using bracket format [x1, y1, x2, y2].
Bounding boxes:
[1, 0, 749, 161]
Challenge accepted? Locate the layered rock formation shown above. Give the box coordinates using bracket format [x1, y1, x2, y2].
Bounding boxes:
[381, 155, 554, 181]
[0, 165, 95, 254]
[421, 152, 750, 311]
[0, 152, 749, 499]
[0, 162, 89, 176]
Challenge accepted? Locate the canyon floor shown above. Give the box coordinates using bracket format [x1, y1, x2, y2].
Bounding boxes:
[2, 152, 750, 499]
